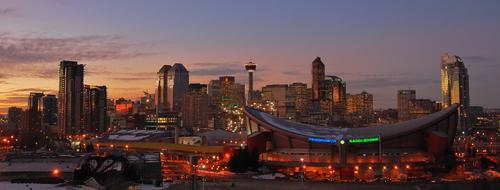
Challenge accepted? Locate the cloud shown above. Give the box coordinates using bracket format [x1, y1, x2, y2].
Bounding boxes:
[282, 70, 306, 76]
[0, 33, 150, 65]
[460, 55, 499, 65]
[0, 96, 28, 104]
[0, 7, 16, 16]
[0, 88, 58, 96]
[112, 77, 156, 81]
[190, 62, 245, 76]
[349, 75, 438, 89]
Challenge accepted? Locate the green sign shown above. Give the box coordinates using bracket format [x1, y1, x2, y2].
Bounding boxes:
[348, 137, 380, 144]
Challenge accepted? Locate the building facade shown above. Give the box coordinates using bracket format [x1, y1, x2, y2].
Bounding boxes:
[441, 53, 470, 132]
[320, 75, 347, 119]
[41, 94, 57, 134]
[58, 60, 84, 135]
[182, 90, 209, 130]
[311, 57, 325, 111]
[397, 90, 416, 121]
[83, 85, 108, 134]
[346, 91, 373, 124]
[7, 107, 23, 134]
[28, 92, 44, 132]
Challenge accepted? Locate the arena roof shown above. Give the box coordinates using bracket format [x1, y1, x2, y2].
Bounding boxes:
[244, 104, 458, 141]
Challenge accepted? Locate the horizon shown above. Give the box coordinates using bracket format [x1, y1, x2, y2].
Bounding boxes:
[1, 0, 500, 114]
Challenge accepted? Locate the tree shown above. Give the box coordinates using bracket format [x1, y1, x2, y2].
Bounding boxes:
[86, 142, 95, 153]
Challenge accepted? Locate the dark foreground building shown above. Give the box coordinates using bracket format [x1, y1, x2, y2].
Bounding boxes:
[244, 104, 459, 180]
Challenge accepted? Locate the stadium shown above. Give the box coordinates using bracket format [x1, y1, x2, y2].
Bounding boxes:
[244, 104, 459, 180]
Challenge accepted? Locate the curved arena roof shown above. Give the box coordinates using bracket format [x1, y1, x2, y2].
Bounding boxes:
[244, 104, 458, 142]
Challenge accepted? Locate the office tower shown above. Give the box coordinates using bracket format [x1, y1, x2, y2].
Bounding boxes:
[441, 53, 470, 132]
[311, 57, 325, 111]
[156, 65, 172, 114]
[156, 63, 189, 113]
[320, 75, 347, 119]
[347, 91, 374, 123]
[397, 89, 416, 121]
[218, 76, 245, 107]
[409, 99, 441, 119]
[28, 92, 44, 132]
[245, 61, 257, 104]
[7, 107, 23, 134]
[188, 83, 208, 94]
[207, 80, 221, 129]
[289, 82, 309, 118]
[182, 90, 209, 129]
[40, 95, 57, 134]
[58, 60, 84, 135]
[168, 63, 189, 111]
[83, 85, 107, 134]
[261, 84, 296, 120]
[208, 80, 221, 104]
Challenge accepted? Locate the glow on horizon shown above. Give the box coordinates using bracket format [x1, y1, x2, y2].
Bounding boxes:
[0, 0, 499, 114]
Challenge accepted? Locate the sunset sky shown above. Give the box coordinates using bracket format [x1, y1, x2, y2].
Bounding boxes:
[1, 0, 499, 114]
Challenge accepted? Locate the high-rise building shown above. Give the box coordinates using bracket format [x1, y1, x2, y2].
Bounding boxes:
[58, 60, 84, 135]
[219, 76, 245, 107]
[28, 92, 44, 132]
[156, 63, 189, 113]
[441, 53, 470, 132]
[289, 82, 309, 118]
[182, 88, 209, 129]
[346, 91, 373, 124]
[311, 57, 325, 111]
[207, 80, 221, 129]
[168, 63, 189, 111]
[397, 89, 416, 121]
[262, 84, 296, 120]
[320, 75, 347, 119]
[40, 94, 57, 134]
[156, 65, 172, 114]
[83, 85, 107, 134]
[7, 107, 23, 134]
[188, 83, 207, 94]
[245, 61, 257, 104]
[409, 99, 441, 119]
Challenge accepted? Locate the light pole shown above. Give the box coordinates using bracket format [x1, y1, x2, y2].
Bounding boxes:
[300, 158, 304, 189]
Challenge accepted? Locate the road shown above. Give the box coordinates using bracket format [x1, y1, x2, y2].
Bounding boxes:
[169, 177, 499, 190]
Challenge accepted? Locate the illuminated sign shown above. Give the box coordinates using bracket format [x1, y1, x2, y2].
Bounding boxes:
[348, 137, 380, 144]
[308, 137, 337, 144]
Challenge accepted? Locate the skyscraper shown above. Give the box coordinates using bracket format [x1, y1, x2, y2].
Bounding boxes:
[311, 57, 325, 111]
[397, 89, 416, 121]
[245, 61, 257, 104]
[156, 65, 172, 114]
[156, 63, 189, 113]
[83, 85, 107, 134]
[262, 84, 296, 120]
[28, 92, 44, 132]
[320, 75, 347, 119]
[346, 91, 373, 124]
[182, 85, 209, 129]
[168, 63, 189, 111]
[41, 94, 57, 134]
[441, 53, 470, 132]
[289, 82, 309, 119]
[58, 60, 84, 136]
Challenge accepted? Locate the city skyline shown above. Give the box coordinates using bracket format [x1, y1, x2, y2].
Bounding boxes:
[1, 0, 500, 114]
